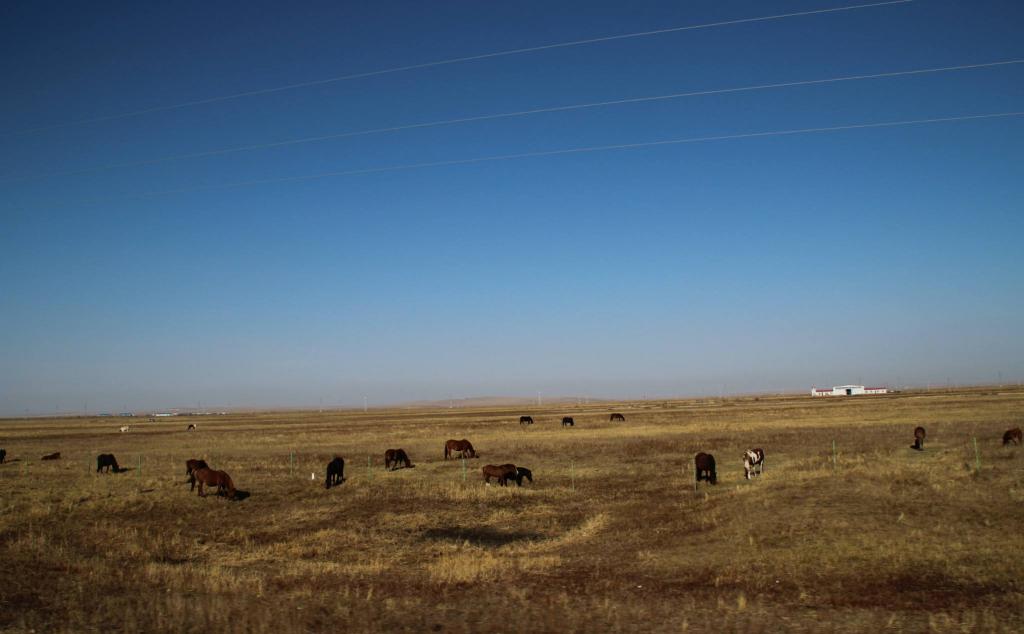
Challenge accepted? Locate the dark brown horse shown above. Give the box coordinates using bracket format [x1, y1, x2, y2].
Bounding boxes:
[96, 453, 121, 473]
[41, 452, 61, 461]
[444, 439, 477, 460]
[191, 467, 236, 498]
[0, 449, 6, 463]
[512, 466, 533, 486]
[610, 413, 626, 422]
[912, 426, 926, 451]
[519, 415, 534, 425]
[1003, 428, 1022, 446]
[482, 464, 517, 486]
[695, 452, 717, 485]
[185, 459, 211, 490]
[325, 456, 345, 489]
[561, 417, 574, 427]
[384, 448, 413, 470]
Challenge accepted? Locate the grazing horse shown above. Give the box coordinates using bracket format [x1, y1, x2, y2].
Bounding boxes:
[185, 459, 210, 490]
[191, 468, 236, 499]
[482, 464, 517, 486]
[41, 452, 61, 461]
[444, 439, 477, 460]
[610, 413, 626, 422]
[325, 456, 345, 489]
[695, 452, 717, 485]
[513, 466, 533, 486]
[96, 453, 121, 473]
[0, 449, 6, 464]
[743, 448, 765, 480]
[1004, 428, 1022, 446]
[912, 426, 926, 451]
[561, 417, 575, 427]
[384, 448, 413, 470]
[187, 423, 196, 431]
[519, 415, 534, 425]
[119, 426, 130, 433]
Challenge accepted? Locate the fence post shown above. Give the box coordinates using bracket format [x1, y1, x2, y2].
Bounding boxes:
[832, 440, 837, 472]
[570, 461, 575, 492]
[137, 455, 142, 482]
[290, 452, 295, 475]
[461, 458, 467, 482]
[973, 437, 981, 473]
[367, 456, 373, 482]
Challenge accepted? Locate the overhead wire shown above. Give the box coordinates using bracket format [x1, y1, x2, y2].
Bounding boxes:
[2, 0, 913, 137]
[5, 57, 1018, 184]
[42, 111, 1023, 207]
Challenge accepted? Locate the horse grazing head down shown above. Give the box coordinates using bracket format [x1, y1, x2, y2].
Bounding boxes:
[1003, 428, 1022, 446]
[912, 426, 926, 451]
[96, 453, 121, 473]
[384, 449, 413, 470]
[444, 439, 477, 460]
[695, 452, 717, 485]
[743, 448, 765, 480]
[191, 467, 236, 499]
[325, 456, 345, 489]
[482, 464, 518, 486]
[610, 413, 626, 422]
[514, 466, 533, 486]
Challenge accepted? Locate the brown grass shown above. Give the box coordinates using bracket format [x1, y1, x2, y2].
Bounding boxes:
[1, 387, 1023, 632]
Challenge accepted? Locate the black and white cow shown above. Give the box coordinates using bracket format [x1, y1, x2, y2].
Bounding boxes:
[743, 448, 765, 480]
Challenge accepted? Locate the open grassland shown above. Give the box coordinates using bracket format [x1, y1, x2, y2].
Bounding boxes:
[2, 388, 1023, 633]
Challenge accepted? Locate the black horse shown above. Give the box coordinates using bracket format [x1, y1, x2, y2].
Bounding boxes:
[912, 426, 926, 451]
[513, 466, 533, 486]
[325, 456, 345, 489]
[610, 413, 626, 422]
[561, 417, 575, 427]
[519, 415, 534, 425]
[96, 453, 121, 473]
[0, 448, 6, 464]
[695, 452, 717, 485]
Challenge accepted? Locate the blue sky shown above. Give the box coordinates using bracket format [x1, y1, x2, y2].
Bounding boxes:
[2, 0, 1022, 414]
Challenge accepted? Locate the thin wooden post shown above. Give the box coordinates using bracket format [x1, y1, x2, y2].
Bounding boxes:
[570, 461, 575, 492]
[290, 452, 295, 475]
[832, 440, 837, 471]
[461, 458, 467, 482]
[137, 455, 142, 482]
[973, 437, 981, 473]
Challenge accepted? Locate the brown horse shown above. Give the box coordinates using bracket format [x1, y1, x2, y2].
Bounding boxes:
[384, 448, 413, 470]
[482, 464, 517, 486]
[444, 439, 477, 460]
[695, 452, 717, 485]
[912, 426, 926, 451]
[96, 453, 121, 473]
[610, 413, 626, 422]
[1004, 428, 1022, 446]
[185, 459, 210, 490]
[519, 415, 534, 425]
[41, 452, 61, 461]
[191, 468, 236, 499]
[325, 456, 345, 489]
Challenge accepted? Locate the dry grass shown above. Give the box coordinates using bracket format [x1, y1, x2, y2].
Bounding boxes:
[1, 387, 1023, 632]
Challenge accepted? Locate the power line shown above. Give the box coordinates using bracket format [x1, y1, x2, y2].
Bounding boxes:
[3, 0, 914, 137]
[48, 111, 1024, 206]
[3, 58, 1018, 184]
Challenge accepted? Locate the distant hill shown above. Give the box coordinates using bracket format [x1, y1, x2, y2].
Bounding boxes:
[396, 396, 611, 409]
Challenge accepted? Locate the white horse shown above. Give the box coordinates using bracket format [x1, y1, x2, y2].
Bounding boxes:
[119, 425, 130, 433]
[743, 448, 765, 480]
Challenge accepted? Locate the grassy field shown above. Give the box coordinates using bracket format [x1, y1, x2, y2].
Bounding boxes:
[2, 387, 1023, 632]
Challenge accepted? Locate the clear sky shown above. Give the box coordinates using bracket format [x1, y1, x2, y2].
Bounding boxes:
[2, 0, 1022, 415]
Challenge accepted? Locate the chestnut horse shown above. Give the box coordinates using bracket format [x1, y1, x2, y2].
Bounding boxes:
[912, 426, 926, 451]
[384, 448, 413, 470]
[610, 413, 626, 422]
[444, 439, 477, 460]
[96, 453, 121, 473]
[325, 456, 345, 489]
[1003, 428, 1022, 446]
[191, 467, 236, 499]
[186, 459, 210, 490]
[482, 464, 517, 486]
[695, 452, 717, 485]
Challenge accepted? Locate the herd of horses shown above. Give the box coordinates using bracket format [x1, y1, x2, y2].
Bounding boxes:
[2, 417, 1020, 500]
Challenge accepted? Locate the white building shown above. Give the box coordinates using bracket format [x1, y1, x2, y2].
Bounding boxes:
[811, 385, 888, 397]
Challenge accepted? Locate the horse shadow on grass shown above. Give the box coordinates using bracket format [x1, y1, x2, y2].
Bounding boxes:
[420, 526, 542, 548]
[231, 489, 251, 502]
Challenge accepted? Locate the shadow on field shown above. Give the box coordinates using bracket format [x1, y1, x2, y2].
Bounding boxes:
[232, 490, 251, 501]
[421, 526, 541, 548]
